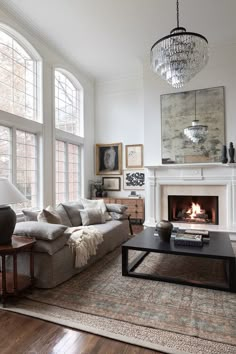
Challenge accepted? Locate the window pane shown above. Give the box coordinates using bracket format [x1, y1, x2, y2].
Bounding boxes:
[55, 140, 66, 204]
[15, 130, 37, 210]
[55, 70, 81, 135]
[55, 140, 81, 203]
[0, 29, 40, 121]
[0, 125, 11, 179]
[68, 143, 80, 201]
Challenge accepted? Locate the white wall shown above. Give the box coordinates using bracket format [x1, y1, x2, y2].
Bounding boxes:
[95, 75, 144, 197]
[0, 7, 95, 204]
[143, 43, 236, 165]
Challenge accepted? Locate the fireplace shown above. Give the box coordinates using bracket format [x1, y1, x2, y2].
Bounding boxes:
[168, 195, 219, 225]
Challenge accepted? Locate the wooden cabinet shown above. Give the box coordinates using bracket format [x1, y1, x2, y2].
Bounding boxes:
[102, 197, 145, 223]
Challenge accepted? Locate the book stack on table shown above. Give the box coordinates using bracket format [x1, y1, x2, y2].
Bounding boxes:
[174, 231, 207, 247]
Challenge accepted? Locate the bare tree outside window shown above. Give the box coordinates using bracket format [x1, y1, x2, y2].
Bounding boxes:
[15, 130, 38, 210]
[56, 140, 81, 204]
[0, 125, 11, 179]
[55, 70, 81, 135]
[0, 30, 39, 121]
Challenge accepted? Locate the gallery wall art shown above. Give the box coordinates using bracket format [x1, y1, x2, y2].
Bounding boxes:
[96, 143, 122, 175]
[123, 170, 145, 190]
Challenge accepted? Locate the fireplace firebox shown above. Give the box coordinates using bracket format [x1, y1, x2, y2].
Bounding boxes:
[168, 195, 219, 225]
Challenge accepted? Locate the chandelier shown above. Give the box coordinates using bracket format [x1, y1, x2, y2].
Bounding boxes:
[150, 0, 208, 88]
[184, 92, 208, 143]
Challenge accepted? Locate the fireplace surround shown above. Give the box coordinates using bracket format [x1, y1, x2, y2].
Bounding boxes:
[144, 163, 236, 233]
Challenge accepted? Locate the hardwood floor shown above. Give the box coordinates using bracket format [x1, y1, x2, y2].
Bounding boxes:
[0, 310, 163, 353]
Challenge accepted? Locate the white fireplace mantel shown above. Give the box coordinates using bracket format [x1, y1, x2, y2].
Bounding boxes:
[144, 163, 236, 234]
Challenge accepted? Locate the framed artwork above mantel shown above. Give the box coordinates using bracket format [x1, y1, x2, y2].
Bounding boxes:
[161, 86, 225, 164]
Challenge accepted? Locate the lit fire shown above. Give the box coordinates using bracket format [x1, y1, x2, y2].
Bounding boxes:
[186, 202, 202, 219]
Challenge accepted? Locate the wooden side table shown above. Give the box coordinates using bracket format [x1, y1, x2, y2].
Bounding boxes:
[0, 236, 36, 306]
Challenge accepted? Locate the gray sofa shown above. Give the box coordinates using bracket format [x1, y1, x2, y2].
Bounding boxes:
[12, 200, 130, 288]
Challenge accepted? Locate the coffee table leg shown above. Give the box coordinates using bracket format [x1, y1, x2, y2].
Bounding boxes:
[229, 258, 236, 292]
[122, 247, 128, 276]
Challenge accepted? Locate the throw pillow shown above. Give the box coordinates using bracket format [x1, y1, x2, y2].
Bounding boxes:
[106, 203, 128, 214]
[80, 208, 106, 226]
[22, 209, 39, 221]
[55, 204, 72, 227]
[61, 202, 84, 226]
[81, 198, 111, 220]
[109, 211, 128, 220]
[37, 207, 62, 224]
[14, 221, 67, 241]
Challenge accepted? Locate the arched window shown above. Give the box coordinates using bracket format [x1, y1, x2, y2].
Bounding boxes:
[54, 69, 83, 203]
[0, 26, 41, 121]
[55, 69, 83, 136]
[0, 25, 42, 210]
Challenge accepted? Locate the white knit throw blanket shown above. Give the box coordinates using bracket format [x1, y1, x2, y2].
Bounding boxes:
[67, 226, 103, 268]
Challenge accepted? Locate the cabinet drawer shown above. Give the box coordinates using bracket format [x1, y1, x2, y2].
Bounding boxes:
[129, 212, 144, 219]
[127, 206, 143, 213]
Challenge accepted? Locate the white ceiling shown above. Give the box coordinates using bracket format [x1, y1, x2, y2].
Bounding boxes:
[0, 0, 236, 81]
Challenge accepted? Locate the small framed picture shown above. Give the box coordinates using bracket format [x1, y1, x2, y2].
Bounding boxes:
[102, 177, 121, 191]
[123, 170, 145, 190]
[126, 144, 143, 168]
[96, 143, 122, 175]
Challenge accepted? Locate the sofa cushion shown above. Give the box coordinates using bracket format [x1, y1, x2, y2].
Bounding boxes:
[56, 204, 72, 227]
[109, 211, 128, 220]
[33, 234, 69, 255]
[14, 221, 67, 241]
[80, 208, 106, 226]
[106, 203, 128, 214]
[81, 198, 111, 221]
[22, 209, 39, 221]
[61, 202, 84, 226]
[38, 208, 62, 224]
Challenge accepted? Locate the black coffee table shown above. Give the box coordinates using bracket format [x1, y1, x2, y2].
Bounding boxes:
[122, 227, 236, 292]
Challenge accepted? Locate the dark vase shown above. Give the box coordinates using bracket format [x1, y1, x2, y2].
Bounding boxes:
[221, 145, 228, 163]
[96, 190, 103, 197]
[155, 220, 173, 242]
[229, 142, 235, 163]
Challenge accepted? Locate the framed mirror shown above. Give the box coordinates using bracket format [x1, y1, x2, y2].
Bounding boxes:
[161, 86, 225, 164]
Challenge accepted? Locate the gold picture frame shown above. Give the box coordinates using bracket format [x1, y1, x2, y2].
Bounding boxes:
[102, 177, 121, 191]
[126, 144, 143, 168]
[96, 143, 122, 175]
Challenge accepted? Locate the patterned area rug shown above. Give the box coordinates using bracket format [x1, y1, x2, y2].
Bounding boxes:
[4, 246, 236, 354]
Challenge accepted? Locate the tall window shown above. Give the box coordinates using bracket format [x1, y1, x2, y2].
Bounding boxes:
[55, 70, 82, 135]
[55, 68, 83, 204]
[55, 140, 81, 204]
[0, 124, 38, 210]
[16, 130, 38, 208]
[0, 29, 41, 121]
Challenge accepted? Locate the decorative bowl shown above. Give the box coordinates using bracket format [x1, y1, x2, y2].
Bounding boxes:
[156, 220, 173, 242]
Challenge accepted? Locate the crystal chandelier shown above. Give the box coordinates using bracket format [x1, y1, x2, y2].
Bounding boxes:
[150, 0, 208, 88]
[184, 92, 208, 143]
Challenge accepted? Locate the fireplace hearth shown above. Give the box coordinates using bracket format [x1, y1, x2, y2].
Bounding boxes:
[168, 195, 219, 225]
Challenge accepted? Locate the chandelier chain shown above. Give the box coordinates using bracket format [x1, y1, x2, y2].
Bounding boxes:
[176, 0, 179, 28]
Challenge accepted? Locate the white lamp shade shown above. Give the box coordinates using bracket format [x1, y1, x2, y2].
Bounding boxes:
[0, 177, 27, 206]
